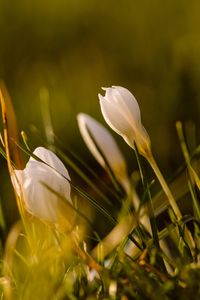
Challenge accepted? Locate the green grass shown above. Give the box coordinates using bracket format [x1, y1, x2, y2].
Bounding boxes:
[0, 87, 200, 299]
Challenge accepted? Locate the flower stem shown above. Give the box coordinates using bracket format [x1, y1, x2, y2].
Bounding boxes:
[147, 151, 195, 250]
[147, 153, 182, 221]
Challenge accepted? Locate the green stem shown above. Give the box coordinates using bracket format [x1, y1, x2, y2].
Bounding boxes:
[147, 153, 182, 221]
[147, 151, 195, 251]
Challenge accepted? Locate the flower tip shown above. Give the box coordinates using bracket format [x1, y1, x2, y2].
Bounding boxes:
[101, 87, 107, 91]
[112, 85, 122, 89]
[77, 112, 85, 121]
[98, 93, 105, 102]
[77, 113, 91, 130]
[33, 146, 47, 157]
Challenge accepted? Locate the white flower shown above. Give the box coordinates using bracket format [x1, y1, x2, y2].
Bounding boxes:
[77, 113, 130, 192]
[99, 86, 151, 157]
[12, 147, 72, 224]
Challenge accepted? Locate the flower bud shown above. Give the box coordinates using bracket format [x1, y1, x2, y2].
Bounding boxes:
[77, 113, 130, 192]
[12, 147, 73, 225]
[99, 86, 151, 158]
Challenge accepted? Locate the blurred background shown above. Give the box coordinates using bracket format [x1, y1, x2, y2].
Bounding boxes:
[0, 0, 200, 229]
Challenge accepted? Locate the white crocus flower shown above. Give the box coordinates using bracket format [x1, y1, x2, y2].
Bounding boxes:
[77, 113, 130, 193]
[99, 86, 151, 158]
[12, 147, 73, 225]
[99, 86, 189, 245]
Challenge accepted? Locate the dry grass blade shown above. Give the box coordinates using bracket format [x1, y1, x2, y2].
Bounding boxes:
[0, 83, 25, 216]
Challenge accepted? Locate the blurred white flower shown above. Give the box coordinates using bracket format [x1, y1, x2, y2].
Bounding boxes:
[99, 86, 151, 157]
[77, 113, 130, 192]
[12, 147, 73, 224]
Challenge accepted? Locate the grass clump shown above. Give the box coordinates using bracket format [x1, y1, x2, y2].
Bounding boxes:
[0, 84, 200, 299]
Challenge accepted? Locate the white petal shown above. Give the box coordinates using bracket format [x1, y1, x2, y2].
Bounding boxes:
[99, 94, 133, 137]
[25, 161, 71, 221]
[12, 147, 72, 223]
[102, 87, 119, 105]
[30, 147, 70, 179]
[77, 113, 105, 167]
[77, 113, 129, 186]
[11, 169, 25, 197]
[111, 86, 141, 123]
[103, 86, 141, 127]
[27, 160, 71, 201]
[99, 86, 151, 157]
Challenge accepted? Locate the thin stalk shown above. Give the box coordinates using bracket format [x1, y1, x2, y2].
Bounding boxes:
[135, 146, 166, 272]
[147, 153, 182, 221]
[176, 121, 200, 204]
[0, 87, 25, 218]
[146, 151, 195, 250]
